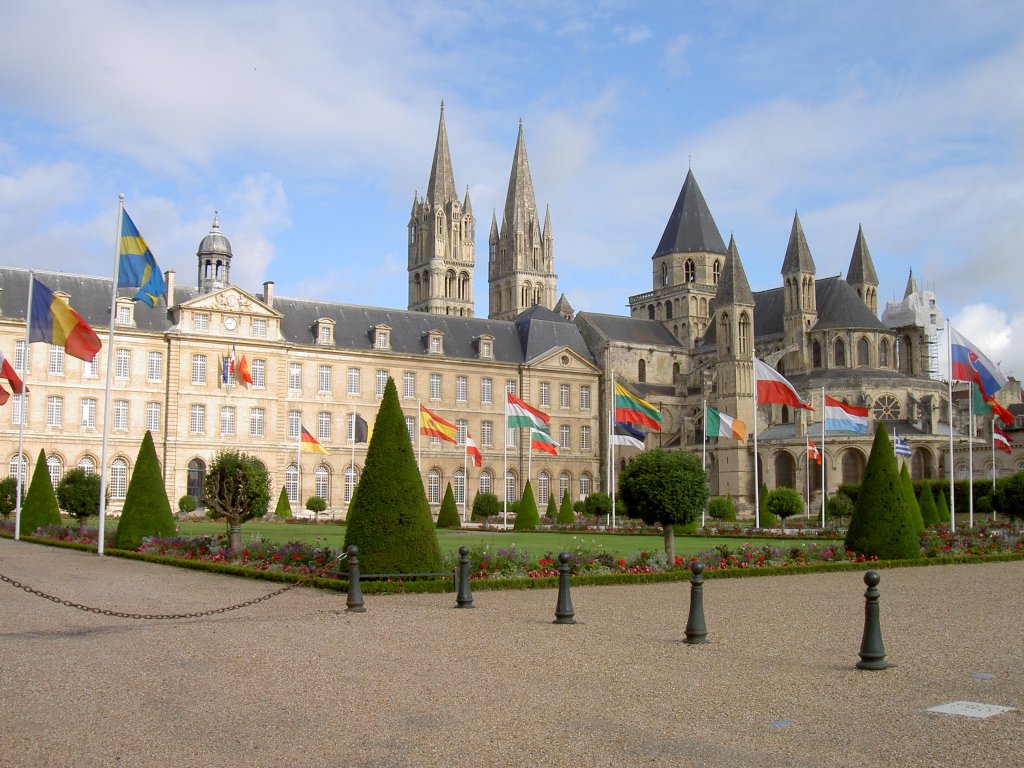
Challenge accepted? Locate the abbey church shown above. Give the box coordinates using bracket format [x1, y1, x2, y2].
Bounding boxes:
[0, 106, 1016, 518]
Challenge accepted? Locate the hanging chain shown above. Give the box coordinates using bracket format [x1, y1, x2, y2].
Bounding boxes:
[0, 551, 348, 620]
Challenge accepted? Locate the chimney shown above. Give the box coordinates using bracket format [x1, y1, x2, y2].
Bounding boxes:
[165, 270, 175, 307]
[263, 280, 274, 308]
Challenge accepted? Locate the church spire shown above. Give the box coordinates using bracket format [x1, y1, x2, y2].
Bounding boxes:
[716, 235, 754, 307]
[904, 268, 917, 298]
[846, 224, 879, 315]
[781, 211, 816, 275]
[426, 101, 457, 206]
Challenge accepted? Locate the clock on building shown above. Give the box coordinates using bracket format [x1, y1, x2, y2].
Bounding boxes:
[224, 316, 238, 331]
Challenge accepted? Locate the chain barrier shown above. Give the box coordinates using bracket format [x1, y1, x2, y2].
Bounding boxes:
[0, 551, 348, 621]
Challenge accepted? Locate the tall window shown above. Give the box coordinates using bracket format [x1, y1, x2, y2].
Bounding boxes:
[110, 458, 128, 499]
[430, 373, 442, 400]
[9, 454, 26, 486]
[580, 474, 592, 498]
[456, 376, 467, 402]
[14, 340, 27, 373]
[319, 325, 332, 344]
[684, 258, 695, 282]
[81, 356, 97, 377]
[580, 425, 591, 451]
[376, 369, 388, 397]
[454, 469, 466, 507]
[190, 404, 206, 434]
[344, 466, 358, 503]
[146, 402, 161, 432]
[318, 365, 332, 393]
[221, 406, 236, 436]
[812, 341, 822, 369]
[537, 472, 550, 506]
[285, 464, 298, 504]
[879, 339, 889, 368]
[317, 411, 331, 441]
[713, 259, 721, 284]
[147, 351, 163, 382]
[288, 363, 302, 391]
[505, 471, 517, 502]
[12, 394, 26, 426]
[315, 466, 330, 501]
[115, 349, 130, 379]
[738, 312, 751, 354]
[347, 367, 360, 394]
[288, 410, 300, 440]
[78, 457, 96, 474]
[456, 418, 467, 445]
[857, 337, 869, 367]
[560, 383, 570, 408]
[80, 398, 97, 429]
[834, 338, 847, 367]
[192, 354, 207, 384]
[539, 382, 550, 407]
[427, 469, 441, 504]
[250, 407, 265, 436]
[559, 425, 570, 450]
[559, 472, 570, 502]
[187, 459, 206, 502]
[252, 359, 266, 388]
[252, 318, 267, 337]
[46, 396, 63, 427]
[481, 378, 492, 404]
[481, 420, 493, 447]
[405, 416, 416, 443]
[403, 371, 415, 399]
[113, 399, 129, 430]
[580, 385, 590, 410]
[478, 471, 492, 496]
[49, 345, 65, 375]
[505, 380, 516, 395]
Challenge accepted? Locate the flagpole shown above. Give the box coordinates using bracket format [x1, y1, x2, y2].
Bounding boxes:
[96, 195, 125, 556]
[14, 271, 35, 541]
[752, 353, 760, 529]
[820, 386, 826, 528]
[947, 320, 955, 532]
[462, 437, 468, 523]
[417, 399, 422, 473]
[991, 416, 996, 492]
[296, 424, 301, 509]
[350, 411, 356, 514]
[502, 394, 508, 529]
[528, 429, 533, 487]
[702, 399, 707, 528]
[609, 369, 615, 529]
[968, 383, 975, 528]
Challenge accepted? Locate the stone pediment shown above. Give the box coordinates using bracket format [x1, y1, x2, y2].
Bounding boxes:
[179, 287, 282, 319]
[527, 345, 599, 373]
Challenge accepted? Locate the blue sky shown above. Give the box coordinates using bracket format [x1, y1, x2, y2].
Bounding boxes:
[2, 1, 1023, 375]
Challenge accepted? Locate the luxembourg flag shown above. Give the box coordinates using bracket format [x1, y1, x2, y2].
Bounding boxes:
[754, 357, 813, 410]
[950, 326, 1008, 400]
[824, 395, 869, 433]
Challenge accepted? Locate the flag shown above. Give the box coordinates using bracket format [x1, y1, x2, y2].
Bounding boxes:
[221, 355, 231, 385]
[614, 382, 663, 430]
[353, 414, 370, 443]
[530, 428, 559, 456]
[300, 426, 330, 455]
[420, 404, 457, 443]
[893, 431, 912, 458]
[118, 209, 167, 306]
[705, 406, 747, 441]
[950, 326, 1008, 400]
[0, 349, 27, 397]
[807, 438, 822, 465]
[29, 279, 102, 362]
[611, 421, 645, 450]
[973, 383, 1013, 426]
[465, 434, 483, 467]
[994, 423, 1013, 455]
[824, 395, 869, 433]
[236, 354, 253, 385]
[506, 392, 550, 431]
[754, 358, 813, 409]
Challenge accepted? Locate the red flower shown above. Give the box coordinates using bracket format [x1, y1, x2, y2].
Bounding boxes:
[617, 558, 626, 567]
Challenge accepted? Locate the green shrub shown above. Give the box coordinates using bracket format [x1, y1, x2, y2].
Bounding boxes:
[203, 450, 271, 552]
[974, 494, 993, 518]
[836, 483, 860, 505]
[557, 489, 575, 525]
[471, 492, 500, 520]
[436, 483, 462, 529]
[825, 493, 854, 524]
[765, 487, 802, 527]
[0, 476, 21, 520]
[305, 496, 327, 518]
[935, 487, 950, 527]
[758, 483, 777, 528]
[56, 468, 102, 530]
[274, 486, 292, 519]
[581, 491, 612, 519]
[918, 480, 939, 527]
[992, 472, 1024, 521]
[116, 432, 175, 550]
[708, 496, 736, 521]
[177, 494, 198, 516]
[900, 463, 924, 534]
[21, 449, 61, 533]
[513, 480, 540, 530]
[545, 494, 558, 520]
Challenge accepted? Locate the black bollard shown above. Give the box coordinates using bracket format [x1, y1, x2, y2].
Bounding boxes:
[553, 551, 576, 624]
[855, 570, 891, 670]
[455, 545, 474, 609]
[345, 545, 366, 613]
[684, 560, 709, 644]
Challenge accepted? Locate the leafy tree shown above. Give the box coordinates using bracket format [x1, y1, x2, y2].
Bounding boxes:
[545, 494, 558, 520]
[581, 491, 612, 520]
[758, 482, 777, 528]
[305, 495, 327, 520]
[471, 492, 501, 521]
[513, 480, 540, 530]
[917, 480, 939, 528]
[766, 487, 802, 529]
[618, 448, 708, 563]
[825, 493, 854, 525]
[21, 449, 61, 534]
[56, 468, 102, 530]
[117, 432, 175, 550]
[935, 487, 951, 527]
[203, 449, 271, 552]
[899, 463, 924, 534]
[344, 378, 441, 573]
[274, 486, 292, 519]
[992, 472, 1024, 521]
[708, 495, 736, 521]
[177, 494, 198, 516]
[844, 424, 920, 559]
[0, 476, 22, 520]
[436, 483, 462, 529]
[557, 489, 576, 525]
[974, 494, 993, 519]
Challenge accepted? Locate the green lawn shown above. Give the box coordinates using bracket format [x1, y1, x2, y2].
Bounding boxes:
[168, 520, 839, 559]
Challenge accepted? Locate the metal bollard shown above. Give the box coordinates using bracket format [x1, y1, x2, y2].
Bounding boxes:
[683, 560, 709, 644]
[855, 570, 891, 670]
[553, 551, 576, 624]
[455, 545, 474, 609]
[345, 545, 366, 613]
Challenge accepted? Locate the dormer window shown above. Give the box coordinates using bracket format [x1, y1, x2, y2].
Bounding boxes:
[116, 302, 133, 326]
[427, 331, 444, 355]
[316, 318, 335, 346]
[374, 324, 392, 351]
[477, 334, 494, 360]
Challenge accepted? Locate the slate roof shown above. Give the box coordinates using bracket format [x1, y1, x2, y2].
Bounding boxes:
[752, 276, 887, 339]
[653, 169, 727, 258]
[574, 311, 683, 347]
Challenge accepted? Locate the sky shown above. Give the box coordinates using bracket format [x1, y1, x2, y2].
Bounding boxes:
[1, 1, 1023, 377]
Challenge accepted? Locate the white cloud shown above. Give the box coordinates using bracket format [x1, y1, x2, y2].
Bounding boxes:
[948, 304, 1024, 380]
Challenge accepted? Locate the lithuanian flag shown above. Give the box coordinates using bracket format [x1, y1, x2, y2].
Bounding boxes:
[614, 382, 662, 431]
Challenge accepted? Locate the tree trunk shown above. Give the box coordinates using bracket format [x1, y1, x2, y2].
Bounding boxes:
[229, 524, 242, 553]
[663, 523, 675, 565]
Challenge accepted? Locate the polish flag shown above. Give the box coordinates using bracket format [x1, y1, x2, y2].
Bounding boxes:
[754, 358, 813, 410]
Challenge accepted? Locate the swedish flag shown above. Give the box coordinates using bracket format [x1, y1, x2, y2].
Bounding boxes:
[118, 209, 167, 306]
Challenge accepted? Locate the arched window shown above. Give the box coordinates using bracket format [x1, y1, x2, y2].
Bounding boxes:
[879, 339, 889, 368]
[315, 465, 330, 502]
[738, 312, 751, 354]
[638, 359, 646, 383]
[47, 455, 63, 488]
[841, 450, 866, 485]
[559, 472, 571, 502]
[699, 297, 708, 316]
[110, 458, 129, 499]
[9, 454, 27, 487]
[713, 260, 721, 284]
[187, 458, 206, 502]
[720, 312, 731, 352]
[78, 456, 96, 474]
[834, 338, 846, 367]
[775, 452, 796, 489]
[661, 262, 668, 286]
[857, 337, 869, 367]
[580, 473, 591, 498]
[454, 468, 466, 506]
[665, 301, 673, 319]
[427, 469, 441, 504]
[812, 341, 822, 368]
[648, 305, 655, 320]
[344, 466, 358, 503]
[537, 471, 550, 506]
[285, 464, 299, 504]
[478, 470, 492, 496]
[684, 259, 695, 283]
[505, 470, 517, 502]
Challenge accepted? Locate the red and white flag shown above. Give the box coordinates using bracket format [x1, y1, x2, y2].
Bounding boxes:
[754, 357, 813, 410]
[994, 423, 1013, 455]
[0, 349, 26, 406]
[465, 434, 483, 467]
[807, 438, 822, 465]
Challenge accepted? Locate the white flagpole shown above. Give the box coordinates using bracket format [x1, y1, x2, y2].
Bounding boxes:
[820, 386, 826, 528]
[609, 369, 616, 528]
[968, 385, 975, 528]
[752, 352, 760, 528]
[991, 416, 996, 491]
[502, 394, 508, 529]
[702, 399, 707, 528]
[14, 271, 35, 541]
[96, 195, 125, 556]
[805, 436, 810, 519]
[350, 412, 356, 513]
[528, 429, 533, 485]
[947, 320, 956, 531]
[417, 399, 422, 473]
[462, 437, 468, 522]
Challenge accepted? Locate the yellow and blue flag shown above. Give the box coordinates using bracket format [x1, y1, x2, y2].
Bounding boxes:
[118, 209, 166, 306]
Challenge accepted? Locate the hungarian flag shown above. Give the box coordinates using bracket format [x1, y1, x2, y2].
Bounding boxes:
[28, 279, 102, 362]
[506, 393, 549, 431]
[465, 434, 483, 467]
[420, 404, 457, 443]
[614, 382, 662, 430]
[530, 428, 559, 456]
[807, 438, 822, 464]
[994, 423, 1013, 455]
[705, 405, 746, 441]
[300, 426, 330, 455]
[754, 358, 812, 410]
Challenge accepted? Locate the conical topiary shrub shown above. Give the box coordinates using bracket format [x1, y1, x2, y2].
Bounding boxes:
[844, 424, 920, 559]
[513, 479, 540, 530]
[436, 482, 461, 529]
[116, 431, 175, 550]
[21, 449, 61, 533]
[274, 486, 292, 519]
[935, 486, 951, 527]
[344, 378, 441, 573]
[758, 482, 777, 528]
[900, 462, 924, 534]
[557, 489, 575, 525]
[545, 494, 558, 520]
[918, 479, 939, 527]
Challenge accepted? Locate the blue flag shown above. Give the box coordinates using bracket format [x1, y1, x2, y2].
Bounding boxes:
[893, 431, 912, 458]
[118, 209, 167, 306]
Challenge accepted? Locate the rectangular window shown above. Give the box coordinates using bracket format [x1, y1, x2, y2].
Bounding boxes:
[146, 402, 161, 432]
[194, 312, 209, 331]
[403, 371, 415, 399]
[347, 367, 360, 394]
[12, 394, 26, 426]
[481, 377, 492, 405]
[46, 396, 63, 427]
[49, 345, 65, 375]
[479, 472, 492, 496]
[456, 376, 467, 403]
[580, 385, 591, 410]
[220, 406, 236, 436]
[318, 411, 331, 441]
[456, 418, 467, 445]
[405, 416, 416, 444]
[82, 357, 97, 377]
[147, 351, 163, 382]
[506, 427, 517, 447]
[319, 325, 332, 344]
[192, 354, 206, 385]
[539, 382, 550, 407]
[430, 373, 441, 400]
[288, 363, 302, 391]
[117, 305, 131, 325]
[14, 340, 28, 373]
[481, 340, 492, 358]
[252, 318, 267, 337]
[115, 349, 131, 379]
[190, 404, 206, 434]
[288, 410, 301, 440]
[560, 383, 570, 409]
[318, 365, 332, 393]
[429, 336, 441, 354]
[376, 331, 389, 350]
[481, 420, 493, 448]
[113, 399, 129, 431]
[580, 425, 591, 451]
[506, 379, 516, 395]
[376, 369, 388, 397]
[252, 359, 265, 388]
[80, 398, 97, 429]
[250, 407, 265, 436]
[559, 425, 570, 450]
[427, 471, 440, 504]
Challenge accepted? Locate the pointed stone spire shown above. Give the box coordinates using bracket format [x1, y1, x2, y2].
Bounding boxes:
[904, 268, 917, 298]
[781, 211, 816, 274]
[502, 119, 539, 235]
[542, 204, 553, 240]
[489, 210, 499, 240]
[426, 102, 458, 206]
[462, 185, 472, 216]
[716, 235, 754, 306]
[654, 169, 727, 256]
[846, 225, 878, 285]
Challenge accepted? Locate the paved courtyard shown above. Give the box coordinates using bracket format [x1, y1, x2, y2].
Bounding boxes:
[0, 538, 1020, 767]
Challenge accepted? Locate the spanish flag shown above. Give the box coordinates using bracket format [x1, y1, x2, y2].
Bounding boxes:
[29, 279, 102, 362]
[419, 404, 457, 443]
[118, 209, 166, 306]
[301, 426, 330, 455]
